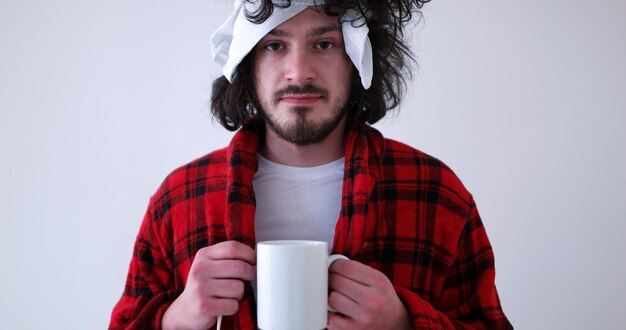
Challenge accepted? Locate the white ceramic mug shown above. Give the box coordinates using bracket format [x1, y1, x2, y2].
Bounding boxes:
[256, 240, 348, 330]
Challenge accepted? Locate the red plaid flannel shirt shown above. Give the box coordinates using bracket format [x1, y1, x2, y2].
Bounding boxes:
[110, 119, 512, 329]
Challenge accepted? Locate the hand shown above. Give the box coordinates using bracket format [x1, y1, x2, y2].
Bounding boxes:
[327, 260, 412, 330]
[162, 241, 256, 330]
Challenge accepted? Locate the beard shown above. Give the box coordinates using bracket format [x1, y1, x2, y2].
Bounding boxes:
[257, 84, 349, 146]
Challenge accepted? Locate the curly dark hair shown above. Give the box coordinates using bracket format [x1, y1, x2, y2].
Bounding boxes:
[211, 0, 430, 131]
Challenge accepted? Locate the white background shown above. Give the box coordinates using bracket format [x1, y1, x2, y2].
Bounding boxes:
[1, 0, 625, 329]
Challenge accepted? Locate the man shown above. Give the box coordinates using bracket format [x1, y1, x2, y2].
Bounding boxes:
[110, 1, 512, 329]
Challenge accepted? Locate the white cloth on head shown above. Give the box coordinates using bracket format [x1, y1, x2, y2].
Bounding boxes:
[210, 0, 372, 89]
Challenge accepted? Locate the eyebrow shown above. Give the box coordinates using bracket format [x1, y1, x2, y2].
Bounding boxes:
[268, 25, 341, 38]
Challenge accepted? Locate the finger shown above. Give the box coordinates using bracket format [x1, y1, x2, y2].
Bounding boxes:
[207, 259, 257, 281]
[198, 241, 257, 265]
[329, 271, 368, 303]
[212, 297, 241, 316]
[327, 311, 353, 330]
[328, 288, 361, 319]
[188, 259, 256, 283]
[206, 279, 246, 300]
[329, 259, 382, 287]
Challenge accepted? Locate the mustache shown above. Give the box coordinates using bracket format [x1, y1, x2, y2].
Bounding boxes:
[272, 84, 328, 103]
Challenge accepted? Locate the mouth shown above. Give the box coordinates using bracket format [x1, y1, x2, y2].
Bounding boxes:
[280, 94, 323, 105]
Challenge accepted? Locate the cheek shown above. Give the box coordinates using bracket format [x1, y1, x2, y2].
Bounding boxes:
[254, 54, 276, 76]
[253, 66, 269, 101]
[254, 60, 278, 93]
[332, 55, 352, 78]
[333, 58, 353, 90]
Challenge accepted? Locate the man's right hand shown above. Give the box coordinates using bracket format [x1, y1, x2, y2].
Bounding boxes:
[162, 241, 257, 330]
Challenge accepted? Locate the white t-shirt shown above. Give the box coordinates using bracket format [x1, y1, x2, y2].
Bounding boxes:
[252, 154, 344, 249]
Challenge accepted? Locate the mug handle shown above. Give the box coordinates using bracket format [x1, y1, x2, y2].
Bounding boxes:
[327, 254, 349, 312]
[328, 254, 348, 266]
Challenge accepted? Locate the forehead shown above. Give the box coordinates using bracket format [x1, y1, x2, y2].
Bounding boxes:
[265, 6, 342, 37]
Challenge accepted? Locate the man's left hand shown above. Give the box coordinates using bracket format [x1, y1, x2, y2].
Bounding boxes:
[327, 260, 412, 330]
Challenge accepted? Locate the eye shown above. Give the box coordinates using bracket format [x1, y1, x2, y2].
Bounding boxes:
[264, 42, 283, 52]
[315, 41, 334, 50]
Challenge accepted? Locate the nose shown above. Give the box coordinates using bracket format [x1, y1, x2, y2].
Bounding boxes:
[284, 47, 315, 84]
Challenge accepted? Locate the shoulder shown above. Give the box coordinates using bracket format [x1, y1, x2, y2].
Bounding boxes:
[382, 138, 447, 169]
[163, 148, 229, 187]
[147, 148, 230, 217]
[381, 137, 474, 213]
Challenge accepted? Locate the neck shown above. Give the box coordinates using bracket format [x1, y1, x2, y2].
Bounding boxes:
[260, 117, 346, 167]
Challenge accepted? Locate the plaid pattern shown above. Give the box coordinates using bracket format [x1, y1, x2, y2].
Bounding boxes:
[110, 118, 512, 329]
